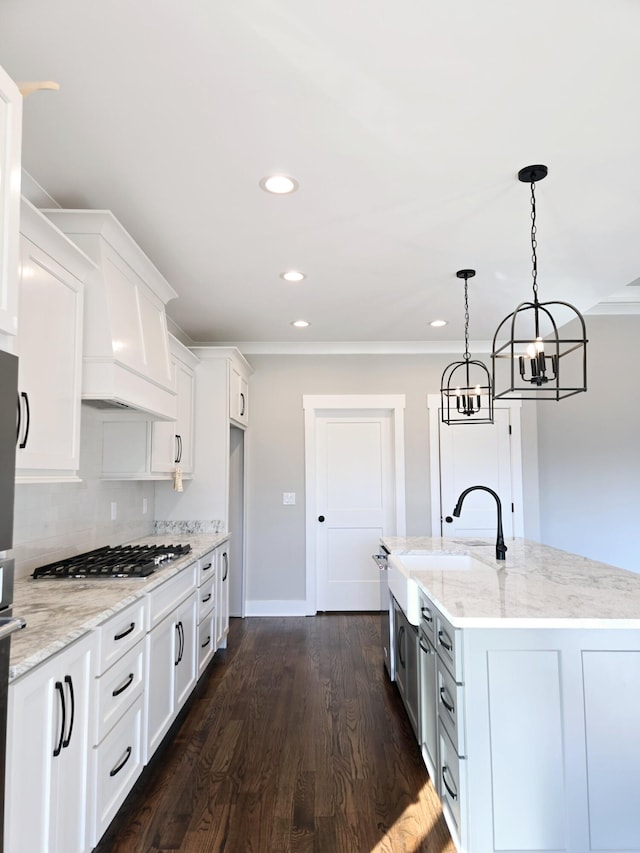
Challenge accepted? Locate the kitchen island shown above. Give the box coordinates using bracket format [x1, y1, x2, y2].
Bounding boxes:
[383, 536, 640, 853]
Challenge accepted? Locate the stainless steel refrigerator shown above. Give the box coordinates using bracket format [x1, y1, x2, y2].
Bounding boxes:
[0, 349, 26, 853]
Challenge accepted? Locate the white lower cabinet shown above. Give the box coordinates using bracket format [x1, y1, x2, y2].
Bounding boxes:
[144, 565, 198, 762]
[215, 544, 230, 650]
[5, 632, 95, 853]
[89, 599, 146, 847]
[197, 549, 217, 677]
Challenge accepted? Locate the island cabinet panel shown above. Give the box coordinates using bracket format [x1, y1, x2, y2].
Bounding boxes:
[485, 649, 566, 851]
[582, 650, 640, 851]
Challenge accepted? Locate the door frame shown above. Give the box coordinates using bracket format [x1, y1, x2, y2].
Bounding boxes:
[303, 394, 406, 615]
[426, 394, 525, 538]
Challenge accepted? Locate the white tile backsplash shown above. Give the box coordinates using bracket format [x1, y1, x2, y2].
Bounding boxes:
[11, 405, 155, 579]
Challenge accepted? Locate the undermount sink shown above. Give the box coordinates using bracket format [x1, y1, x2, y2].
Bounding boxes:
[393, 553, 488, 573]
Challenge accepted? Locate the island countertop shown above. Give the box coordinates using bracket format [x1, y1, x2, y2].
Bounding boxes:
[9, 533, 230, 680]
[382, 536, 640, 627]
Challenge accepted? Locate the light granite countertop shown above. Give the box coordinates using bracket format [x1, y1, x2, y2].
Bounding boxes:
[9, 533, 230, 681]
[383, 536, 640, 628]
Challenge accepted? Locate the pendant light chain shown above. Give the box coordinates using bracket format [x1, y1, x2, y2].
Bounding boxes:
[463, 277, 471, 361]
[529, 180, 539, 305]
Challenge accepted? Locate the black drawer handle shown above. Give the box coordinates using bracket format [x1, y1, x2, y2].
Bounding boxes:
[240, 391, 246, 416]
[421, 606, 433, 623]
[201, 562, 212, 572]
[440, 686, 455, 714]
[112, 672, 135, 697]
[398, 625, 406, 668]
[18, 391, 30, 449]
[442, 765, 458, 801]
[438, 629, 453, 652]
[201, 593, 212, 603]
[222, 552, 228, 581]
[109, 746, 132, 777]
[201, 634, 211, 649]
[114, 622, 135, 642]
[62, 675, 75, 748]
[419, 637, 434, 655]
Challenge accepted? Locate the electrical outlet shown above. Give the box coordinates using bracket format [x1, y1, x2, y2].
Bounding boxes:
[142, 498, 148, 515]
[110, 501, 117, 521]
[283, 492, 296, 505]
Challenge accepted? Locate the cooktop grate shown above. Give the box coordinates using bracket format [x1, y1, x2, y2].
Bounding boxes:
[32, 543, 192, 579]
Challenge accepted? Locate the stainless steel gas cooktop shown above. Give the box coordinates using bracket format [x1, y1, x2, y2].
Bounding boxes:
[32, 543, 192, 579]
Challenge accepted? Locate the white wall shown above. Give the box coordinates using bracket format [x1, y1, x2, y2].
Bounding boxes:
[537, 314, 639, 572]
[11, 405, 155, 579]
[245, 353, 541, 604]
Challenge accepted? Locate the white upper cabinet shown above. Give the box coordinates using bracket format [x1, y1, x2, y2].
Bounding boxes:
[151, 336, 198, 476]
[0, 65, 22, 340]
[229, 353, 250, 428]
[42, 209, 177, 420]
[16, 200, 95, 482]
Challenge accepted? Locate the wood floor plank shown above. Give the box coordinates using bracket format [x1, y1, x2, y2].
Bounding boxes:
[95, 614, 455, 853]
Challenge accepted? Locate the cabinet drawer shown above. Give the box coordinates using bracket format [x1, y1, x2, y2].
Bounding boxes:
[439, 725, 466, 848]
[147, 564, 197, 630]
[436, 612, 462, 681]
[419, 590, 436, 645]
[97, 599, 146, 674]
[198, 549, 216, 585]
[94, 639, 144, 745]
[437, 656, 466, 757]
[198, 576, 215, 621]
[92, 693, 144, 846]
[198, 614, 215, 677]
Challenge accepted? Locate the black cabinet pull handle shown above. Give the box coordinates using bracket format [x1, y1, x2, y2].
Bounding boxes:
[201, 562, 212, 572]
[114, 622, 135, 642]
[440, 686, 455, 714]
[174, 434, 182, 463]
[318, 515, 325, 522]
[62, 674, 75, 748]
[421, 606, 433, 623]
[112, 672, 135, 697]
[419, 637, 433, 655]
[240, 392, 245, 417]
[398, 625, 406, 668]
[175, 622, 182, 666]
[19, 392, 30, 449]
[201, 635, 211, 649]
[178, 435, 183, 462]
[438, 629, 453, 652]
[442, 765, 458, 801]
[16, 393, 21, 444]
[222, 552, 228, 582]
[53, 680, 66, 757]
[109, 746, 132, 777]
[202, 593, 212, 603]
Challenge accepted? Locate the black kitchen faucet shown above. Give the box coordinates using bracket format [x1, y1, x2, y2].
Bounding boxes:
[446, 485, 507, 561]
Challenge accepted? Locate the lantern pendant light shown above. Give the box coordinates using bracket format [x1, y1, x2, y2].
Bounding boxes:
[440, 269, 494, 425]
[492, 165, 588, 401]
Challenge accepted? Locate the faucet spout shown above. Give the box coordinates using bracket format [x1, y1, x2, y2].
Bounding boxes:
[451, 485, 507, 561]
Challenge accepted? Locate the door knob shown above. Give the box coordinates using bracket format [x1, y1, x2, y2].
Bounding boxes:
[318, 515, 325, 522]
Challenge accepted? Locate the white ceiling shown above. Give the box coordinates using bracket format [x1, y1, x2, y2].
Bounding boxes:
[1, 0, 639, 348]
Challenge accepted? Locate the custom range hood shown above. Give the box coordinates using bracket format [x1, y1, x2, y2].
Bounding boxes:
[43, 209, 177, 420]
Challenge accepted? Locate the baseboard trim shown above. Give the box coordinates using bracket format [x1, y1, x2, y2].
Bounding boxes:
[244, 599, 311, 617]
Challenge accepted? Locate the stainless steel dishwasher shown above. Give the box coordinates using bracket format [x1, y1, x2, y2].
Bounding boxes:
[372, 545, 394, 680]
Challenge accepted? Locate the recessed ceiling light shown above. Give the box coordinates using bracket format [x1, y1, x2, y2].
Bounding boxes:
[430, 319, 448, 327]
[292, 319, 310, 328]
[260, 174, 299, 195]
[280, 271, 306, 282]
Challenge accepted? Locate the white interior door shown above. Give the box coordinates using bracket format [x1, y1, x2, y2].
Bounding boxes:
[428, 396, 524, 540]
[304, 396, 406, 613]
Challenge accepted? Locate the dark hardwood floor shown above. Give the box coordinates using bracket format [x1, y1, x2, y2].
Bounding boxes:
[94, 614, 455, 853]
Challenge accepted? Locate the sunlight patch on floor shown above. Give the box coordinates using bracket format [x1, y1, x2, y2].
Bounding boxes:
[369, 778, 455, 853]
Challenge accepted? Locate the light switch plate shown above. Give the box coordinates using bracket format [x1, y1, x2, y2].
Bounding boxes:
[283, 492, 296, 505]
